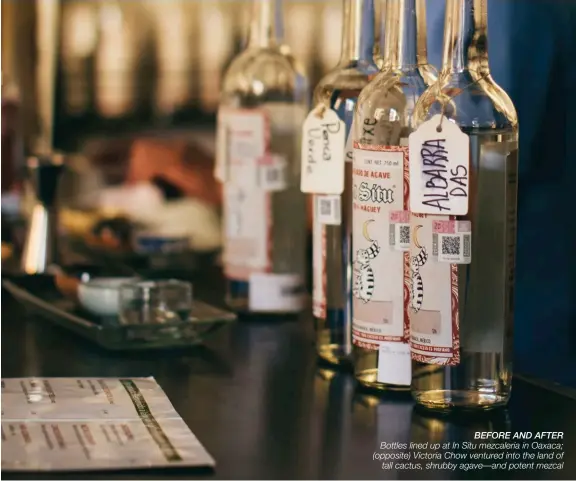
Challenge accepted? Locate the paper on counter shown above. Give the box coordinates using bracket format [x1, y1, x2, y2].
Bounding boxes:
[1, 377, 215, 472]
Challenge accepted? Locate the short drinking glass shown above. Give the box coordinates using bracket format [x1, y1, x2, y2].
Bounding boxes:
[119, 280, 193, 325]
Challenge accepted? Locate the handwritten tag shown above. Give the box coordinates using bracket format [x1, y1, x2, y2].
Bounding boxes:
[409, 115, 470, 215]
[300, 105, 346, 195]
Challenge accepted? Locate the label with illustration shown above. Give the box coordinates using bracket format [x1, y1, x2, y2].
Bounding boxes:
[220, 109, 272, 281]
[352, 144, 410, 385]
[408, 214, 461, 366]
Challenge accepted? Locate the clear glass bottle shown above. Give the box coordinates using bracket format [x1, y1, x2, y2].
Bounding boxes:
[217, 0, 309, 315]
[311, 0, 379, 367]
[409, 0, 518, 410]
[352, 0, 435, 390]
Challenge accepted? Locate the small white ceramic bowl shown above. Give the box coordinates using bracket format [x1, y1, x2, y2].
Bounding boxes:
[78, 277, 138, 317]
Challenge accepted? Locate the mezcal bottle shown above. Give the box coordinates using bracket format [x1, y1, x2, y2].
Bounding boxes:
[409, 0, 518, 410]
[352, 0, 435, 390]
[217, 0, 309, 314]
[303, 0, 379, 367]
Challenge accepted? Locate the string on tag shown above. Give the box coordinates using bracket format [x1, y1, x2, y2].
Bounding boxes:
[314, 104, 327, 120]
[436, 73, 490, 133]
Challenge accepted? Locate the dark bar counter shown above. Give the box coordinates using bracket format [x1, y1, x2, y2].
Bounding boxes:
[2, 269, 576, 480]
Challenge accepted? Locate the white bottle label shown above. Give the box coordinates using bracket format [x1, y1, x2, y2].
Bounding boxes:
[377, 342, 412, 386]
[409, 114, 470, 216]
[300, 105, 346, 195]
[248, 273, 305, 313]
[409, 213, 461, 366]
[312, 205, 326, 319]
[352, 144, 410, 385]
[220, 109, 271, 281]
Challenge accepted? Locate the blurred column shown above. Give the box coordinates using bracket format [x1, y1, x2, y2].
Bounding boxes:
[152, 0, 194, 116]
[60, 1, 98, 117]
[320, 1, 343, 72]
[199, 1, 234, 112]
[285, 2, 317, 78]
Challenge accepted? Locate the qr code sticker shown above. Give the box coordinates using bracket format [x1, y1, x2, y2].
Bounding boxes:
[317, 195, 341, 225]
[320, 198, 332, 217]
[442, 236, 460, 256]
[437, 233, 471, 264]
[259, 156, 286, 191]
[399, 225, 410, 245]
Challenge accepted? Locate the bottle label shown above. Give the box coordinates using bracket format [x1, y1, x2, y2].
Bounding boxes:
[409, 215, 461, 366]
[219, 109, 271, 281]
[300, 105, 346, 195]
[312, 202, 327, 319]
[312, 193, 342, 319]
[352, 144, 410, 384]
[248, 273, 306, 312]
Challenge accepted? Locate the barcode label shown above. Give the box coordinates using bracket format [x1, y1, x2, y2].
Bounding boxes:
[316, 195, 341, 226]
[432, 220, 471, 264]
[258, 155, 287, 192]
[433, 233, 472, 264]
[388, 210, 410, 251]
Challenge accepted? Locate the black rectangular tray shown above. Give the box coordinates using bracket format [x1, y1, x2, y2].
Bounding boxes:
[3, 274, 236, 351]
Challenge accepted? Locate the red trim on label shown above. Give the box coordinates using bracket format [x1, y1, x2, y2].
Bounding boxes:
[321, 222, 327, 319]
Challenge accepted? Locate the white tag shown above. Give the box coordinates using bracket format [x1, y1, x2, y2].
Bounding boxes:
[432, 219, 472, 264]
[300, 105, 346, 195]
[377, 342, 411, 386]
[409, 114, 470, 215]
[388, 210, 410, 252]
[248, 273, 305, 313]
[258, 154, 287, 192]
[316, 194, 341, 226]
[345, 119, 355, 163]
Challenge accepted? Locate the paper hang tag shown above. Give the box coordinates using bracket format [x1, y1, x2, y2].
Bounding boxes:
[300, 105, 346, 195]
[409, 114, 470, 216]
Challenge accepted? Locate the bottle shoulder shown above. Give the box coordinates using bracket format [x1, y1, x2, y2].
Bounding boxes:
[222, 46, 308, 103]
[414, 71, 518, 131]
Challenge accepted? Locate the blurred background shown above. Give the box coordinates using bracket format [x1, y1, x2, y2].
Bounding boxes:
[2, 0, 575, 390]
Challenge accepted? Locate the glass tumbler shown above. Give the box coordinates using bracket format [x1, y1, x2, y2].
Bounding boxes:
[119, 280, 193, 325]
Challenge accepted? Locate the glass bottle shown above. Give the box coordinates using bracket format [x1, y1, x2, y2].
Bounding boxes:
[217, 0, 309, 315]
[311, 0, 379, 367]
[409, 0, 518, 410]
[352, 0, 435, 390]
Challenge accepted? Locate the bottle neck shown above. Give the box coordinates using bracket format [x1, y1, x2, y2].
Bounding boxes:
[383, 0, 419, 69]
[442, 0, 489, 73]
[416, 0, 430, 66]
[248, 0, 284, 48]
[339, 0, 376, 64]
